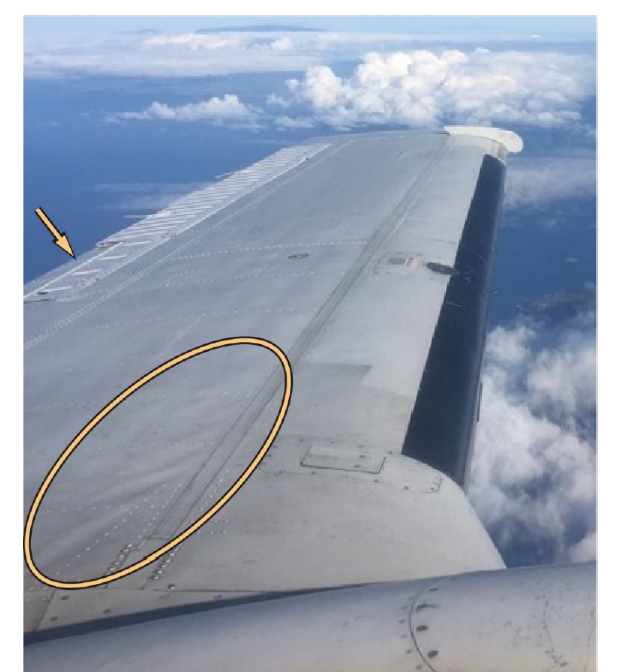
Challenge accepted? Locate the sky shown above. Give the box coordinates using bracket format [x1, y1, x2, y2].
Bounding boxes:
[24, 15, 597, 39]
[22, 13, 597, 577]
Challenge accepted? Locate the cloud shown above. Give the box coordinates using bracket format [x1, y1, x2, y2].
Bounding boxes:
[266, 94, 291, 109]
[279, 48, 595, 129]
[504, 156, 596, 210]
[271, 36, 294, 51]
[273, 115, 315, 129]
[24, 30, 442, 78]
[25, 28, 592, 80]
[144, 33, 248, 51]
[144, 32, 295, 53]
[115, 94, 260, 126]
[469, 312, 596, 566]
[111, 46, 594, 132]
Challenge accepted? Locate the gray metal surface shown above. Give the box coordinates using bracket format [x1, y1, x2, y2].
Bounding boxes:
[409, 562, 595, 671]
[25, 563, 595, 672]
[25, 143, 329, 302]
[25, 130, 507, 632]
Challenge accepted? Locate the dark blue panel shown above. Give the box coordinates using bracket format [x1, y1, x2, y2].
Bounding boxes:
[402, 154, 506, 487]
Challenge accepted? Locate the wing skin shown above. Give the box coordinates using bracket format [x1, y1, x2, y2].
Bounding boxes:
[24, 128, 518, 633]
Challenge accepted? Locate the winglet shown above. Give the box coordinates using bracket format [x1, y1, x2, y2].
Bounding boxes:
[444, 126, 524, 154]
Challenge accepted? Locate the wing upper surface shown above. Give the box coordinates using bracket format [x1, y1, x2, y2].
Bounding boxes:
[24, 129, 514, 631]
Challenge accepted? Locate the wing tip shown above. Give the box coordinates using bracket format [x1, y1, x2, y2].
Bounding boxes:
[444, 125, 524, 154]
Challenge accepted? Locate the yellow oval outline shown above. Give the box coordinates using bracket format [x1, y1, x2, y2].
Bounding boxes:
[24, 337, 293, 590]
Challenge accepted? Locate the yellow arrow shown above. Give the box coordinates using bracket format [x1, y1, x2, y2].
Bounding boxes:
[34, 207, 76, 259]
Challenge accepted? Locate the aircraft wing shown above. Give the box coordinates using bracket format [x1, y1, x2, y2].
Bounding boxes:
[24, 127, 595, 671]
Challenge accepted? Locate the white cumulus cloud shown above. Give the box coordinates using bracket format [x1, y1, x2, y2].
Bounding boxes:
[115, 94, 260, 126]
[278, 48, 595, 129]
[469, 312, 596, 566]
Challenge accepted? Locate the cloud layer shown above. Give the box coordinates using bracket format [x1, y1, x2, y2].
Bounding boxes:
[104, 44, 594, 131]
[275, 48, 595, 129]
[24, 30, 442, 79]
[504, 156, 597, 210]
[469, 312, 596, 566]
